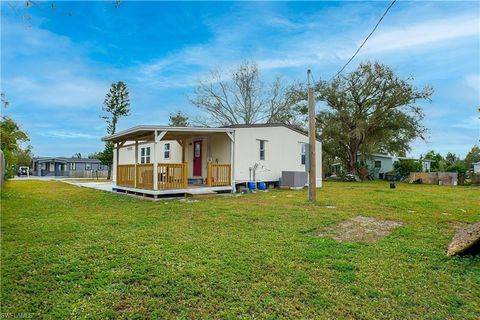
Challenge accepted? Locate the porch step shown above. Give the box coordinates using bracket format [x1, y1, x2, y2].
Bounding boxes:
[186, 190, 218, 198]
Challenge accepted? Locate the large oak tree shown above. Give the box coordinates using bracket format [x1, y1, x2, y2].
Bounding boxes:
[312, 62, 433, 173]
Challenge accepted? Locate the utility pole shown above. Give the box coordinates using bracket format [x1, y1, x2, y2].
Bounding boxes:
[307, 70, 316, 205]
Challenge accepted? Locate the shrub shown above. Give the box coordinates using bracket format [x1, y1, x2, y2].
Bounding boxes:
[394, 159, 423, 177]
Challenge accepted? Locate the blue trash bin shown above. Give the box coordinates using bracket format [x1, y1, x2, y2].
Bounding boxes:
[248, 181, 256, 190]
[258, 182, 266, 190]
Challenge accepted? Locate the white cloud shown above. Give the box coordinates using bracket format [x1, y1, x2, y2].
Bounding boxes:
[452, 115, 480, 129]
[1, 18, 112, 111]
[8, 76, 107, 109]
[360, 14, 479, 55]
[465, 74, 480, 92]
[39, 130, 99, 139]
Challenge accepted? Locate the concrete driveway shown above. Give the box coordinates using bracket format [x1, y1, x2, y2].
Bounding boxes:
[63, 181, 114, 192]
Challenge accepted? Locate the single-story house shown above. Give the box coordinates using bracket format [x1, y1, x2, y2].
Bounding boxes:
[473, 161, 480, 174]
[102, 123, 322, 197]
[32, 157, 108, 177]
[331, 153, 433, 179]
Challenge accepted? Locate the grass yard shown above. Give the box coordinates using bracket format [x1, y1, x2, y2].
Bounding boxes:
[1, 180, 479, 319]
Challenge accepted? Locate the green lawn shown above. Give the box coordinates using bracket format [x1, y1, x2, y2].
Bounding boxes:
[1, 181, 479, 319]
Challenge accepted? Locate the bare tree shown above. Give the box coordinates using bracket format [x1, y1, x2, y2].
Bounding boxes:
[190, 62, 301, 126]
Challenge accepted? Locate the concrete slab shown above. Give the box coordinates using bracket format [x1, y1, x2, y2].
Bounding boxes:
[64, 181, 114, 192]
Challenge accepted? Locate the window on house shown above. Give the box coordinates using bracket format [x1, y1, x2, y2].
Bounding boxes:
[141, 147, 151, 164]
[164, 143, 170, 159]
[301, 143, 306, 165]
[86, 163, 91, 170]
[374, 160, 382, 168]
[70, 163, 76, 171]
[259, 140, 265, 160]
[41, 163, 46, 170]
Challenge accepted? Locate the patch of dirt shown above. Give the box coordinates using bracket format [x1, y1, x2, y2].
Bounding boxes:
[445, 221, 468, 230]
[314, 216, 404, 243]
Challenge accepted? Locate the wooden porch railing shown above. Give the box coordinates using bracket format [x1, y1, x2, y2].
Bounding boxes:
[117, 162, 230, 190]
[207, 163, 231, 187]
[158, 162, 188, 189]
[136, 164, 154, 189]
[117, 164, 135, 188]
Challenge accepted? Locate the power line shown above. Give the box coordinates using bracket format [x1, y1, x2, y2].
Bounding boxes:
[330, 0, 397, 81]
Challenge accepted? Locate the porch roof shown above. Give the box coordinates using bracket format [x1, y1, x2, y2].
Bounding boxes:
[102, 125, 234, 143]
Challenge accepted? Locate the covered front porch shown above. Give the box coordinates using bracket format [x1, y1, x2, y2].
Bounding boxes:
[104, 126, 235, 197]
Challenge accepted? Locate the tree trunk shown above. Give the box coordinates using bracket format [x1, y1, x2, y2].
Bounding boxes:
[107, 166, 112, 180]
[348, 157, 357, 174]
[347, 147, 358, 174]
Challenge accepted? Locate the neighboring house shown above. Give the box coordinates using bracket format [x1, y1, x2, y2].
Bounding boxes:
[331, 153, 433, 179]
[32, 157, 108, 177]
[359, 154, 434, 179]
[473, 162, 480, 174]
[103, 123, 322, 197]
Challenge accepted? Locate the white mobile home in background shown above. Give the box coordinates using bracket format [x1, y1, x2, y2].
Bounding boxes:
[104, 123, 322, 198]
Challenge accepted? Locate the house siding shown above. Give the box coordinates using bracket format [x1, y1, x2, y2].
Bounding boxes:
[233, 126, 322, 187]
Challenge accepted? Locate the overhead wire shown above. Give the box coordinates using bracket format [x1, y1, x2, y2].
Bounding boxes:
[329, 0, 397, 81]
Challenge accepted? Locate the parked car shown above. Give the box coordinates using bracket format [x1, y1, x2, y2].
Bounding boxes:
[18, 166, 30, 176]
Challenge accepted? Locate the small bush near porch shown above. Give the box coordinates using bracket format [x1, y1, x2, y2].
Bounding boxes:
[1, 181, 479, 319]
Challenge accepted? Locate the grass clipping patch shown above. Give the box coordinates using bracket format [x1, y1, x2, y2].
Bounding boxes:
[315, 216, 403, 243]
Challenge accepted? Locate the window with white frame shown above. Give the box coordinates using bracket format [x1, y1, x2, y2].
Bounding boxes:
[70, 162, 76, 171]
[86, 163, 91, 170]
[259, 140, 266, 160]
[164, 143, 170, 159]
[374, 160, 382, 168]
[301, 143, 306, 165]
[141, 147, 151, 164]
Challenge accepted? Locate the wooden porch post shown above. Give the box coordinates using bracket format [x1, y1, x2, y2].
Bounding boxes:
[183, 161, 188, 188]
[181, 138, 186, 163]
[115, 142, 120, 186]
[153, 131, 167, 191]
[228, 131, 235, 192]
[207, 162, 212, 187]
[153, 131, 158, 191]
[134, 140, 138, 188]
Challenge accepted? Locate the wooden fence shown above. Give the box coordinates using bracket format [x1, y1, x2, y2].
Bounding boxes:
[136, 164, 154, 189]
[207, 163, 231, 186]
[117, 165, 135, 187]
[158, 162, 188, 189]
[117, 162, 231, 190]
[409, 172, 458, 186]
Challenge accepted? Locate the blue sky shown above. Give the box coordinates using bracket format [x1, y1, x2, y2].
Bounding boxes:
[1, 1, 479, 158]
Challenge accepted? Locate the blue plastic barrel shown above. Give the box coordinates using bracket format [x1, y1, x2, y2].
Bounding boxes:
[248, 181, 256, 190]
[258, 182, 266, 190]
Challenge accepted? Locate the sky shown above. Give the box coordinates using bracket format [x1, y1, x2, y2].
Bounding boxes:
[1, 0, 479, 158]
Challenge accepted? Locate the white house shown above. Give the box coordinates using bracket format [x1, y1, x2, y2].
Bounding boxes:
[103, 123, 322, 198]
[331, 153, 433, 179]
[473, 162, 480, 174]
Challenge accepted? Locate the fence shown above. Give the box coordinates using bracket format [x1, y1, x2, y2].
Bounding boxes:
[117, 165, 135, 187]
[158, 162, 187, 189]
[409, 172, 458, 186]
[116, 162, 231, 190]
[207, 163, 231, 186]
[68, 170, 110, 179]
[136, 164, 154, 189]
